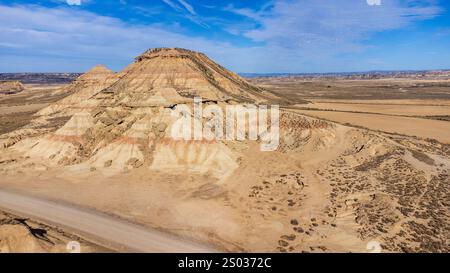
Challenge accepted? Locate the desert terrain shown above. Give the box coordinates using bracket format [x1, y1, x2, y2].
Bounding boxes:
[0, 48, 449, 253]
[0, 209, 107, 253]
[250, 76, 450, 142]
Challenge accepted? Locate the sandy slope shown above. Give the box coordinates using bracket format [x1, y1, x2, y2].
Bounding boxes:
[0, 189, 217, 253]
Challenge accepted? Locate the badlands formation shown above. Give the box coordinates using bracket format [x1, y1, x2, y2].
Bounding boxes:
[0, 81, 24, 95]
[0, 48, 449, 252]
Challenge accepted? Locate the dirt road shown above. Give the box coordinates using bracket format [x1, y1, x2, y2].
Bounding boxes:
[0, 189, 217, 253]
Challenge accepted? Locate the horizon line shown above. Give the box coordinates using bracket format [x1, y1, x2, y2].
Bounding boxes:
[1, 68, 450, 76]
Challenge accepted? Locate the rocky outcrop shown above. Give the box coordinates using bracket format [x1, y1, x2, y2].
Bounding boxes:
[0, 81, 24, 94]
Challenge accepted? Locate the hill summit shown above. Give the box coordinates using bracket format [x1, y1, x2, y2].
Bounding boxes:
[96, 47, 278, 105]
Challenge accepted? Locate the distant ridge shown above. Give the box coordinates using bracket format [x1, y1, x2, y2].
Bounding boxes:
[0, 73, 81, 84]
[240, 69, 450, 79]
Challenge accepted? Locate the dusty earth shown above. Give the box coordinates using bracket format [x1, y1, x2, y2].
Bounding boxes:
[0, 48, 449, 253]
[0, 210, 107, 253]
[0, 81, 24, 95]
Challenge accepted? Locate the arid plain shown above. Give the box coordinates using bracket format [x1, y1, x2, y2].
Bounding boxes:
[0, 49, 449, 253]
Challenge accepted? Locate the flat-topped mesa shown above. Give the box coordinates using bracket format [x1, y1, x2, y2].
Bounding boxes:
[135, 47, 202, 62]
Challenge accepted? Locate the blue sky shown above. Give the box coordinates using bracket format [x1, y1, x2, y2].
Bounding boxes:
[0, 0, 449, 73]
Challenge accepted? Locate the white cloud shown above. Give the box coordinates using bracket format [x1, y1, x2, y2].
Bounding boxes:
[367, 0, 382, 6]
[162, 0, 182, 12]
[162, 0, 196, 15]
[178, 0, 196, 15]
[66, 0, 81, 6]
[161, 0, 206, 28]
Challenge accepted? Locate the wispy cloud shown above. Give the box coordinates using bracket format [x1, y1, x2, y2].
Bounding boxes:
[223, 4, 267, 22]
[178, 0, 196, 15]
[161, 0, 206, 27]
[132, 5, 163, 18]
[162, 0, 183, 12]
[50, 0, 93, 6]
[162, 0, 196, 15]
[228, 0, 441, 55]
[66, 0, 81, 5]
